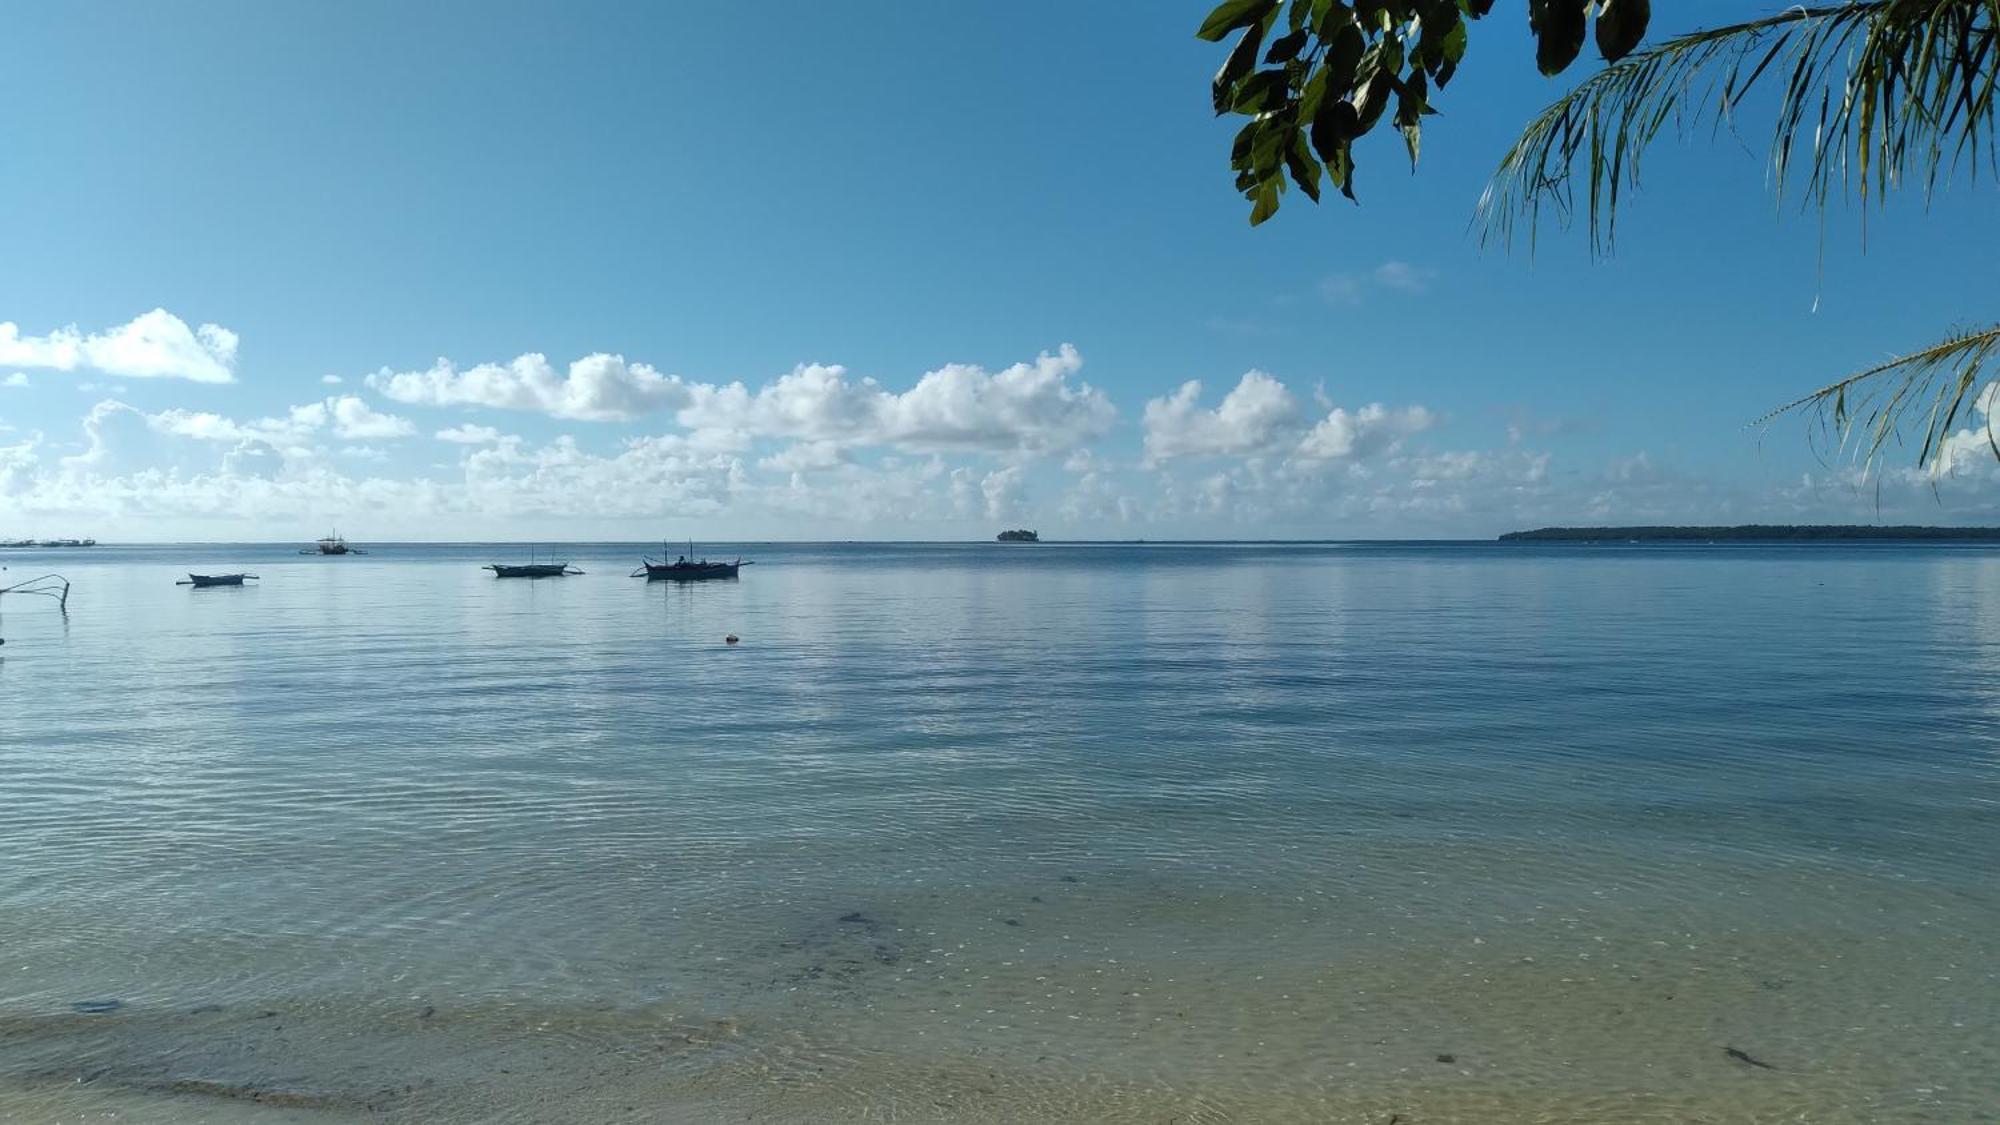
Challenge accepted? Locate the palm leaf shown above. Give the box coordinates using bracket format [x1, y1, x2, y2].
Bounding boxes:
[1759, 324, 2000, 476]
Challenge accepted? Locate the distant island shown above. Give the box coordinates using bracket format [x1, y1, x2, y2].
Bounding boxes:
[1500, 525, 2000, 542]
[996, 529, 1040, 543]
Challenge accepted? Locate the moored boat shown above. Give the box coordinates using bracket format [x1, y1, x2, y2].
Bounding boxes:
[485, 562, 582, 578]
[635, 558, 741, 581]
[630, 541, 748, 581]
[302, 529, 365, 555]
[179, 573, 258, 587]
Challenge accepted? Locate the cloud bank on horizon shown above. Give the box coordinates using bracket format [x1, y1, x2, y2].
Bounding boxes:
[3, 308, 1998, 540]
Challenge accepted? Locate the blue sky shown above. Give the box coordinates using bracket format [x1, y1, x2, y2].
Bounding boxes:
[2, 1, 1996, 540]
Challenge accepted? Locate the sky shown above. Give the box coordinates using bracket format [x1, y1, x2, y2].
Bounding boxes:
[2, 1, 1997, 541]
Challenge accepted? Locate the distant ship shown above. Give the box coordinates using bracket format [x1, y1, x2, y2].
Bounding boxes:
[0, 538, 96, 548]
[302, 529, 366, 555]
[996, 529, 1040, 543]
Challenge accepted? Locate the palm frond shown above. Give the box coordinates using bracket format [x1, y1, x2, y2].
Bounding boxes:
[1758, 323, 2000, 474]
[1476, 1, 1999, 254]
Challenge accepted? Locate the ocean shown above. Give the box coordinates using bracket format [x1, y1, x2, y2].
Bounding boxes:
[1, 541, 1995, 1122]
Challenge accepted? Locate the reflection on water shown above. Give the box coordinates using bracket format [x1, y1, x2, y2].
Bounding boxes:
[1, 542, 1996, 1122]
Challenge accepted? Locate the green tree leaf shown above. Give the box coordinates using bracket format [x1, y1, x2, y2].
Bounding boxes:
[1249, 176, 1283, 224]
[1594, 0, 1649, 62]
[1214, 24, 1268, 113]
[1232, 70, 1292, 114]
[1198, 0, 1280, 42]
[1529, 0, 1588, 76]
[1266, 28, 1311, 63]
[1285, 130, 1323, 200]
[1310, 97, 1361, 162]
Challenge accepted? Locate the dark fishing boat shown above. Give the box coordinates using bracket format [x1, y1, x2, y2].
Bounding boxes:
[301, 529, 365, 555]
[485, 562, 581, 578]
[631, 540, 748, 581]
[485, 546, 581, 578]
[178, 573, 258, 587]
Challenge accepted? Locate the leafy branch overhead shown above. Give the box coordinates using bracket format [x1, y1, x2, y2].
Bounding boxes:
[1200, 0, 2000, 483]
[1200, 0, 1651, 225]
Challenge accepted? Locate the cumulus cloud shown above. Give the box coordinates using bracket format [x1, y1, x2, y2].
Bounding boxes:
[0, 309, 239, 383]
[141, 395, 411, 450]
[1142, 370, 1431, 466]
[1295, 403, 1435, 460]
[327, 395, 415, 440]
[321, 374, 344, 386]
[1142, 371, 1300, 461]
[366, 342, 1113, 456]
[368, 352, 689, 422]
[680, 344, 1112, 454]
[757, 440, 848, 472]
[435, 423, 505, 445]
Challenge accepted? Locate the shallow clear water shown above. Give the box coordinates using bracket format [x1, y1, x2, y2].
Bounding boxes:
[1, 541, 1996, 1122]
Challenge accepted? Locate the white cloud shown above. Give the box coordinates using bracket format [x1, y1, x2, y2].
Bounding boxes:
[1372, 260, 1436, 294]
[979, 465, 1025, 520]
[367, 342, 1113, 456]
[1142, 371, 1300, 461]
[757, 440, 847, 472]
[368, 352, 689, 422]
[1295, 403, 1435, 460]
[680, 344, 1112, 454]
[140, 395, 411, 450]
[1319, 261, 1437, 305]
[435, 423, 505, 445]
[2, 372, 26, 388]
[321, 375, 344, 386]
[0, 309, 239, 383]
[327, 395, 415, 440]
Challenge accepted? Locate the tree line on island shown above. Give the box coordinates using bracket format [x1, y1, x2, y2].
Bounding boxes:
[1501, 526, 2000, 542]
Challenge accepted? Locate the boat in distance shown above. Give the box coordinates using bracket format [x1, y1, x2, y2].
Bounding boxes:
[178, 573, 258, 587]
[633, 558, 743, 581]
[485, 562, 582, 578]
[630, 541, 750, 581]
[302, 529, 365, 555]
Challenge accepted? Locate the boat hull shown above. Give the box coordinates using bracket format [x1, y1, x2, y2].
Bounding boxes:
[186, 574, 251, 587]
[642, 562, 740, 581]
[486, 563, 575, 578]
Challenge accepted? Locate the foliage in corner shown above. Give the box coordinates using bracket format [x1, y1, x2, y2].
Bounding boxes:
[1200, 0, 1652, 225]
[1200, 0, 2000, 483]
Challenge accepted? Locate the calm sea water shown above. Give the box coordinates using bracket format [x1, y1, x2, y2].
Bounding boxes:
[0, 541, 1995, 1123]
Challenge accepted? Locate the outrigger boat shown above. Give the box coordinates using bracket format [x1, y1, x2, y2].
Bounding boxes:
[485, 547, 581, 578]
[631, 541, 748, 581]
[301, 529, 365, 555]
[178, 573, 258, 587]
[485, 562, 581, 578]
